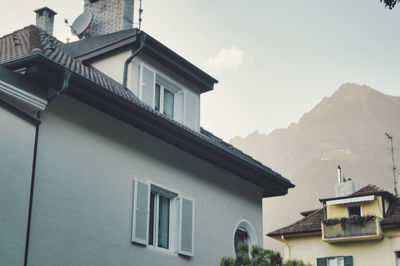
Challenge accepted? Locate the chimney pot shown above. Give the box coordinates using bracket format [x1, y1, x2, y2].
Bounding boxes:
[34, 7, 57, 36]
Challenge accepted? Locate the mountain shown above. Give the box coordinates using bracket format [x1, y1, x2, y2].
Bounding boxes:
[230, 83, 400, 251]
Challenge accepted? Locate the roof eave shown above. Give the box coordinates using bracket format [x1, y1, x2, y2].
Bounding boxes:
[5, 54, 293, 197]
[71, 30, 218, 93]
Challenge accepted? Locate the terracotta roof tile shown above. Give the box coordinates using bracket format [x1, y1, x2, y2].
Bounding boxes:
[382, 199, 400, 226]
[267, 208, 324, 237]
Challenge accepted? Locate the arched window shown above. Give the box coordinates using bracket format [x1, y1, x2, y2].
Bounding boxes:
[233, 220, 257, 255]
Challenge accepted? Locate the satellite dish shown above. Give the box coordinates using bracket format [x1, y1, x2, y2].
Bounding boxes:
[71, 11, 93, 39]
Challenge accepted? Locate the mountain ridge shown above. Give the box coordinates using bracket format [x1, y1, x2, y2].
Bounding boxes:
[230, 82, 400, 251]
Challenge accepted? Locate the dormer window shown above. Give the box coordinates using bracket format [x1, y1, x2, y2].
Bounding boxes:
[155, 83, 174, 119]
[139, 63, 200, 131]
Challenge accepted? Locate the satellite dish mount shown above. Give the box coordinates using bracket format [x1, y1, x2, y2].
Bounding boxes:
[70, 11, 93, 39]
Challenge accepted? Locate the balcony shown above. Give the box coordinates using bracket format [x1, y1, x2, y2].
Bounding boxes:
[322, 216, 383, 243]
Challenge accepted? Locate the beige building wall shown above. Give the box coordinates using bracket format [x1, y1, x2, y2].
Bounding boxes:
[326, 197, 384, 219]
[282, 229, 400, 266]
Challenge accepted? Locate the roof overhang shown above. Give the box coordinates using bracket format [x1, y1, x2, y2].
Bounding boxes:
[64, 29, 218, 93]
[2, 53, 294, 198]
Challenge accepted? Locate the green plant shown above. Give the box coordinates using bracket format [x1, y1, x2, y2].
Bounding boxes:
[219, 243, 282, 266]
[323, 214, 376, 227]
[266, 250, 283, 266]
[282, 259, 311, 266]
[220, 256, 235, 266]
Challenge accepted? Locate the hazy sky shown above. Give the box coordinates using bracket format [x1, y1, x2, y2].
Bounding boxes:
[1, 1, 399, 140]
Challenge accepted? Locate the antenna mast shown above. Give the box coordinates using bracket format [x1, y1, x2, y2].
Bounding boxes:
[138, 0, 143, 31]
[385, 133, 397, 197]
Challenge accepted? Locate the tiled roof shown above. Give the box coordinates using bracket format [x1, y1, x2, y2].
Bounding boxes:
[268, 185, 400, 237]
[300, 208, 321, 217]
[381, 199, 400, 226]
[267, 208, 324, 237]
[0, 25, 293, 189]
[320, 184, 396, 202]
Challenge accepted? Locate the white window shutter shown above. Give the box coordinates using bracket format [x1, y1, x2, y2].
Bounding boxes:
[132, 179, 150, 245]
[178, 196, 195, 256]
[139, 64, 155, 107]
[174, 91, 184, 123]
[183, 91, 199, 131]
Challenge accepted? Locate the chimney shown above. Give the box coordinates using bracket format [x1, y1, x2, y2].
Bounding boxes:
[335, 166, 355, 197]
[34, 7, 57, 35]
[83, 0, 134, 37]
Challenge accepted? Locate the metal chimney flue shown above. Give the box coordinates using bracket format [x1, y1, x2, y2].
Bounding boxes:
[34, 7, 57, 36]
[335, 166, 355, 197]
[337, 165, 342, 184]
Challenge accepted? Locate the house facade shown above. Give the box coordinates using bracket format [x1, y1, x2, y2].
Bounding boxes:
[268, 182, 400, 266]
[0, 2, 294, 265]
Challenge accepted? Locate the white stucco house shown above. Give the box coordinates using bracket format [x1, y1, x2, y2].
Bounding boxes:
[0, 1, 294, 265]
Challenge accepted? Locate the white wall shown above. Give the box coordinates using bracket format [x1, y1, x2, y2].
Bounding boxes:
[0, 104, 36, 266]
[27, 95, 263, 265]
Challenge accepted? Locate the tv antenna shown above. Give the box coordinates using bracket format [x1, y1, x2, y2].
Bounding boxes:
[65, 10, 93, 39]
[385, 133, 398, 197]
[138, 0, 143, 30]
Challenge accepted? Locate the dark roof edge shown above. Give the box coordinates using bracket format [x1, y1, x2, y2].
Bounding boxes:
[5, 52, 293, 197]
[73, 30, 218, 93]
[267, 229, 322, 238]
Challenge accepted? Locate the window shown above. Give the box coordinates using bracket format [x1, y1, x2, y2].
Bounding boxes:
[148, 192, 170, 248]
[139, 63, 200, 131]
[132, 179, 195, 256]
[317, 256, 353, 266]
[155, 83, 174, 119]
[327, 257, 344, 266]
[347, 206, 361, 217]
[233, 220, 257, 256]
[234, 228, 248, 254]
[396, 252, 400, 266]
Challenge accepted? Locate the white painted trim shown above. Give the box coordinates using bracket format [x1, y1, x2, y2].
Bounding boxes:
[147, 182, 180, 253]
[326, 195, 375, 206]
[232, 219, 258, 256]
[131, 179, 151, 245]
[139, 63, 156, 107]
[0, 80, 47, 111]
[178, 196, 195, 257]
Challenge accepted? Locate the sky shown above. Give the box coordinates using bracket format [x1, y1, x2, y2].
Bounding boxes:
[1, 0, 400, 141]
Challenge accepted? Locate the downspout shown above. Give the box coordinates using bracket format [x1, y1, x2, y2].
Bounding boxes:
[122, 31, 147, 89]
[281, 235, 290, 260]
[24, 112, 40, 266]
[24, 69, 71, 266]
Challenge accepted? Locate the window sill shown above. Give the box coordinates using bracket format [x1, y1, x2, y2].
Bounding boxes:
[146, 245, 178, 256]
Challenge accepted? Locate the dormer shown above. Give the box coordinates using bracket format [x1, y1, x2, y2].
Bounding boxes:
[64, 30, 217, 132]
[62, 0, 217, 132]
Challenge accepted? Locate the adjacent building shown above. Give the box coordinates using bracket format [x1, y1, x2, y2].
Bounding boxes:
[0, 1, 294, 265]
[268, 175, 400, 266]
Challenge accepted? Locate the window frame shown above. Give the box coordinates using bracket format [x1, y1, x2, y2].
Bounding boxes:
[327, 256, 344, 266]
[346, 204, 362, 217]
[232, 219, 257, 256]
[147, 182, 179, 253]
[139, 63, 182, 120]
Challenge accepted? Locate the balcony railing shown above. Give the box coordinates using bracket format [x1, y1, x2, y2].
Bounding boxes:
[322, 217, 382, 242]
